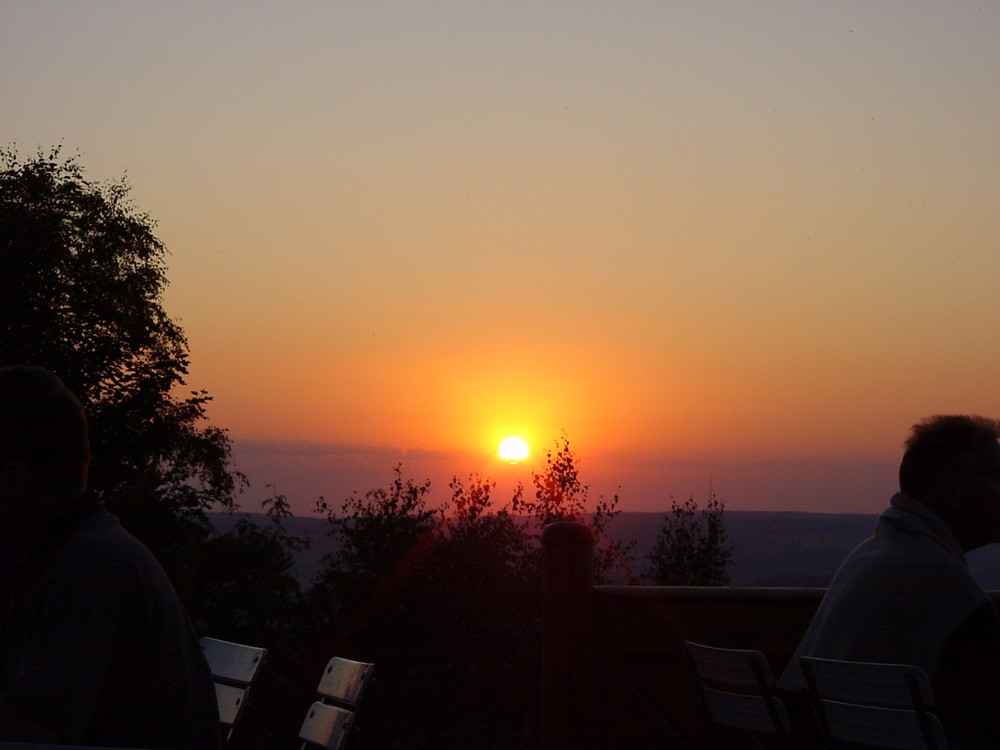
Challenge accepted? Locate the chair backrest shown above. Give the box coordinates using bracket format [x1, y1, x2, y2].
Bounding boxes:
[201, 636, 268, 686]
[299, 701, 356, 750]
[316, 657, 375, 710]
[799, 656, 948, 750]
[685, 640, 792, 736]
[200, 637, 268, 740]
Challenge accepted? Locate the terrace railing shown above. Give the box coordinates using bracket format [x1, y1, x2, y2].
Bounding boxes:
[541, 520, 825, 750]
[541, 520, 1000, 750]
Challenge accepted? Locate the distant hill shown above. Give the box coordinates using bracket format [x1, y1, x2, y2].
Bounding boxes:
[605, 510, 880, 587]
[724, 511, 878, 586]
[209, 510, 1000, 589]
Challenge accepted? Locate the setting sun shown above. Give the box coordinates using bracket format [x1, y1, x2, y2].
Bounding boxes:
[498, 436, 530, 462]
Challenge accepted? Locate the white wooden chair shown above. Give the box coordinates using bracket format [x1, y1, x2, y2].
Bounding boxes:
[685, 641, 793, 746]
[298, 657, 374, 749]
[199, 636, 268, 742]
[799, 656, 947, 750]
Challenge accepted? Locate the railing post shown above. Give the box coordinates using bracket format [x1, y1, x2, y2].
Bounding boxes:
[542, 521, 597, 750]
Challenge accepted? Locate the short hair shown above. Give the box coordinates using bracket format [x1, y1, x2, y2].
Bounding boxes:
[0, 366, 90, 495]
[899, 415, 1000, 499]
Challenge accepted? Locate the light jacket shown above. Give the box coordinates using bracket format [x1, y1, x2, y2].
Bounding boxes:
[779, 492, 991, 691]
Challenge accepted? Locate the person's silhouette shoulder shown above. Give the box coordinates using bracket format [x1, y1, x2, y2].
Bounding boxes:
[0, 366, 221, 749]
[779, 415, 1000, 750]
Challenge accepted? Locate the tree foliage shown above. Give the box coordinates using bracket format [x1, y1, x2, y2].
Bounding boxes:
[646, 495, 734, 586]
[0, 147, 242, 579]
[517, 435, 636, 582]
[303, 467, 545, 750]
[187, 490, 306, 645]
[444, 473, 534, 590]
[309, 465, 442, 634]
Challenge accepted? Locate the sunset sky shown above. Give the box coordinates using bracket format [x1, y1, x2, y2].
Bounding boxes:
[4, 2, 1000, 514]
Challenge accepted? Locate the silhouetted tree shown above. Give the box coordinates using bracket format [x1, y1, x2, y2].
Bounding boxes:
[516, 435, 637, 582]
[646, 495, 734, 585]
[188, 489, 307, 645]
[0, 146, 242, 585]
[442, 473, 534, 593]
[415, 475, 539, 748]
[308, 464, 441, 635]
[306, 468, 541, 749]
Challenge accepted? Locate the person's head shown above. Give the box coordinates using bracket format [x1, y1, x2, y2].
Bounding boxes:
[899, 415, 1000, 549]
[0, 366, 90, 521]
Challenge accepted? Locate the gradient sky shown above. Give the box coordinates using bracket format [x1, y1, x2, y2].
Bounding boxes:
[4, 2, 999, 514]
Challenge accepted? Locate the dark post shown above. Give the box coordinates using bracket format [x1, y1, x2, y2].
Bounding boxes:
[541, 521, 597, 750]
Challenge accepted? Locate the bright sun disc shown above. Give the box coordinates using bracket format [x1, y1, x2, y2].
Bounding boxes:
[498, 436, 530, 461]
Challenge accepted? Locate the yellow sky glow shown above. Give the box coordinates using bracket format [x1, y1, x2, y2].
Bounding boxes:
[4, 3, 1000, 512]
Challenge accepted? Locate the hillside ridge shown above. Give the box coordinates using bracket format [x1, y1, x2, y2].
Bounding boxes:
[208, 510, 1000, 589]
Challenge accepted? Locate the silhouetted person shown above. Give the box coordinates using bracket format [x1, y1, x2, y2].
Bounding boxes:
[0, 366, 221, 748]
[780, 415, 1000, 750]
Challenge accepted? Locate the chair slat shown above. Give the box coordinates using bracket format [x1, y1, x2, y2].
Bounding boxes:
[800, 657, 935, 709]
[201, 637, 268, 686]
[702, 687, 792, 734]
[299, 701, 355, 749]
[214, 683, 248, 728]
[820, 699, 948, 750]
[316, 657, 374, 708]
[685, 640, 775, 687]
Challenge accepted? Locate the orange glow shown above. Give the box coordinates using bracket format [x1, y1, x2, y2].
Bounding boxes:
[25, 2, 998, 517]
